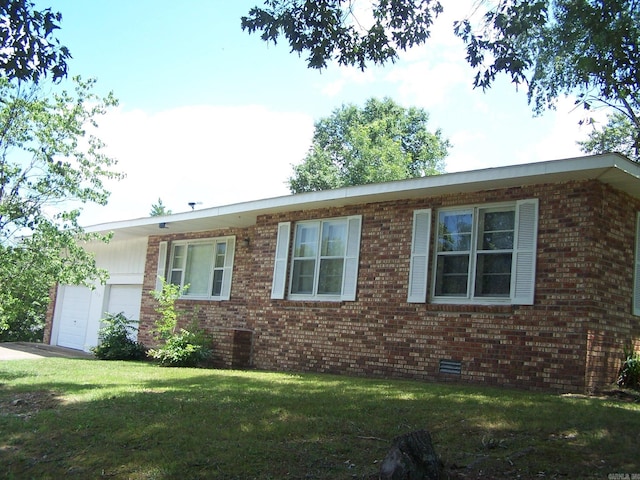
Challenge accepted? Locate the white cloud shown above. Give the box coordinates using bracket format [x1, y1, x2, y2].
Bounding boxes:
[385, 60, 469, 109]
[77, 0, 610, 228]
[80, 104, 314, 225]
[524, 96, 607, 163]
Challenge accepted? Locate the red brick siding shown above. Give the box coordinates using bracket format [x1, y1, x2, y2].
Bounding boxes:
[43, 285, 58, 344]
[137, 179, 640, 393]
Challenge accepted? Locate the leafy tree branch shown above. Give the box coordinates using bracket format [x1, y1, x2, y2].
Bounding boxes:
[0, 76, 122, 340]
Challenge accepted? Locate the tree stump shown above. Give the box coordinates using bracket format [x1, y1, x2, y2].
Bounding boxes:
[379, 429, 443, 480]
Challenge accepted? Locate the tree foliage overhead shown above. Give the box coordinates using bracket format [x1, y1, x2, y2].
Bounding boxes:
[242, 0, 444, 70]
[288, 97, 449, 193]
[0, 77, 122, 341]
[0, 0, 70, 82]
[243, 1, 640, 160]
[455, 0, 640, 157]
[456, 1, 639, 109]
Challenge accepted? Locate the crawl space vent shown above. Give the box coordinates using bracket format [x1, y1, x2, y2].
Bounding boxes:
[439, 359, 462, 375]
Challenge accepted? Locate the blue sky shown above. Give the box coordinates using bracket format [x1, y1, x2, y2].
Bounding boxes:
[46, 0, 598, 224]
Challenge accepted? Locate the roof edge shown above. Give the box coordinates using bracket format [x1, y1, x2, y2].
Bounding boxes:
[85, 153, 639, 235]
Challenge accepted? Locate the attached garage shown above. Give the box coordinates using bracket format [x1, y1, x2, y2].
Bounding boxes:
[49, 237, 148, 351]
[104, 284, 143, 340]
[53, 285, 94, 350]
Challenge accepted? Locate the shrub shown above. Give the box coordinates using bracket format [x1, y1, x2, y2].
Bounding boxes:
[147, 327, 212, 367]
[148, 279, 212, 367]
[617, 345, 640, 390]
[91, 312, 146, 360]
[150, 279, 182, 341]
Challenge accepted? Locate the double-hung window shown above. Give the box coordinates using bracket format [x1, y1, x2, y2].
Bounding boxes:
[167, 237, 235, 300]
[271, 216, 362, 301]
[435, 207, 515, 298]
[408, 199, 538, 305]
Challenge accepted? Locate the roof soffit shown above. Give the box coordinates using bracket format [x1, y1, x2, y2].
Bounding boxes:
[88, 153, 640, 240]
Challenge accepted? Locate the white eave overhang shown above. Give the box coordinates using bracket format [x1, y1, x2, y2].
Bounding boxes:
[86, 153, 640, 240]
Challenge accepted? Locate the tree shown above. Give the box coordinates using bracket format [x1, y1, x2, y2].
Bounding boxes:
[288, 97, 448, 193]
[0, 0, 70, 82]
[455, 0, 640, 158]
[579, 112, 639, 162]
[243, 1, 640, 156]
[241, 0, 443, 70]
[150, 197, 172, 216]
[0, 77, 122, 341]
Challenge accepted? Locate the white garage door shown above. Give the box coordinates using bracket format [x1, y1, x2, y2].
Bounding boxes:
[106, 285, 143, 339]
[56, 286, 92, 350]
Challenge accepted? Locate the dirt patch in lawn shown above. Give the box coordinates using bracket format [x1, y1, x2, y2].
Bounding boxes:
[0, 390, 62, 419]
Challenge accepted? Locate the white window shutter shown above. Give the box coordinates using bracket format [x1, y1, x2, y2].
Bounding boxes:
[408, 209, 432, 303]
[511, 198, 539, 305]
[155, 241, 168, 291]
[341, 216, 362, 301]
[633, 213, 640, 315]
[220, 237, 235, 301]
[271, 222, 291, 299]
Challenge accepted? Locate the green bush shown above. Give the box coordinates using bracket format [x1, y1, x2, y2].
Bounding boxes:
[617, 346, 640, 390]
[147, 327, 212, 367]
[147, 279, 212, 367]
[91, 312, 146, 360]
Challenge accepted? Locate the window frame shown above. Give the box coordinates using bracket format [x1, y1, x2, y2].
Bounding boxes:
[431, 200, 534, 305]
[285, 215, 362, 302]
[167, 236, 235, 301]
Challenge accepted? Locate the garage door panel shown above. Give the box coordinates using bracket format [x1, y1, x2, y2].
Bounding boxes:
[57, 286, 92, 350]
[106, 285, 143, 340]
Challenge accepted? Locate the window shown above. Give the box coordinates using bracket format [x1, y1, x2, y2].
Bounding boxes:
[271, 216, 362, 301]
[167, 237, 235, 300]
[435, 207, 515, 298]
[407, 199, 538, 305]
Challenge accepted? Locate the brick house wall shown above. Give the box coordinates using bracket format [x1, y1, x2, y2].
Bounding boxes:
[137, 179, 640, 393]
[43, 286, 58, 344]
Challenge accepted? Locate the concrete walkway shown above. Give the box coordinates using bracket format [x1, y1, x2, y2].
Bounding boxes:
[0, 342, 94, 360]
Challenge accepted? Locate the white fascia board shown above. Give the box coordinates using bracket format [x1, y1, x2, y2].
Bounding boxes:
[85, 153, 640, 239]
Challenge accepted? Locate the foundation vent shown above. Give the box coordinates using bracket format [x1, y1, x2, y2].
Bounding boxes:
[439, 359, 462, 375]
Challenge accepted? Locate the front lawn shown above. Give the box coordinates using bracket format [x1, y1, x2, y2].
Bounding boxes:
[0, 359, 638, 479]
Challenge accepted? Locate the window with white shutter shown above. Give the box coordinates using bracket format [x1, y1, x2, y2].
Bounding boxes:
[155, 241, 168, 291]
[408, 209, 431, 303]
[432, 199, 538, 305]
[283, 215, 362, 301]
[167, 236, 235, 301]
[271, 222, 291, 299]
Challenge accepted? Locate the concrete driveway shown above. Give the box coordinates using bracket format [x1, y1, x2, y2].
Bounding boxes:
[0, 342, 94, 360]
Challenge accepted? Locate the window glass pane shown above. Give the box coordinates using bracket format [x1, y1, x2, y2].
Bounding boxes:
[321, 222, 346, 256]
[172, 245, 185, 269]
[291, 259, 315, 294]
[435, 255, 469, 296]
[318, 258, 344, 294]
[475, 253, 512, 296]
[484, 210, 515, 231]
[483, 231, 514, 250]
[212, 269, 223, 296]
[294, 224, 318, 257]
[169, 270, 182, 286]
[185, 243, 214, 296]
[214, 242, 226, 268]
[438, 212, 472, 252]
[481, 211, 515, 250]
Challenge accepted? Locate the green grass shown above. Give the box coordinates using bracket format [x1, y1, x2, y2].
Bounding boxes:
[1, 359, 638, 479]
